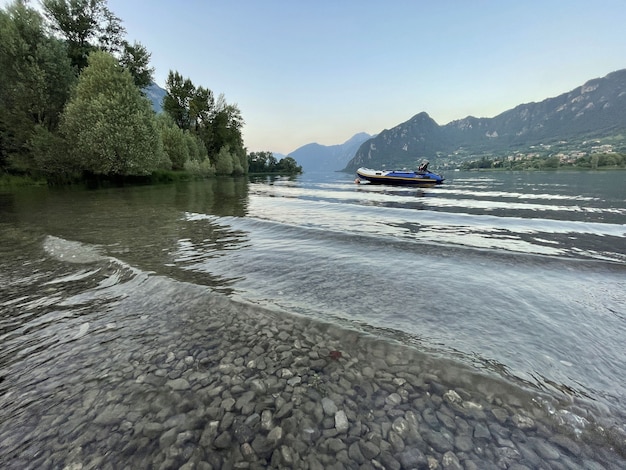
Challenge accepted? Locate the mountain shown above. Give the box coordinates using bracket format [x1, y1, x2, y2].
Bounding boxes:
[344, 69, 626, 171]
[144, 82, 167, 113]
[288, 132, 373, 172]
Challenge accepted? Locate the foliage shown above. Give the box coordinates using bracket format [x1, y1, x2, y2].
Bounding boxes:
[0, 1, 75, 168]
[460, 152, 626, 170]
[41, 0, 125, 71]
[0, 0, 248, 183]
[248, 151, 302, 174]
[119, 40, 154, 88]
[60, 50, 163, 175]
[162, 71, 197, 130]
[184, 158, 215, 177]
[163, 72, 246, 174]
[215, 146, 234, 175]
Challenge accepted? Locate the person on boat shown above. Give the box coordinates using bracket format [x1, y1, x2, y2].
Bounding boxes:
[418, 161, 429, 173]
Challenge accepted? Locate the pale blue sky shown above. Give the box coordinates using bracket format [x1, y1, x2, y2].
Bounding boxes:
[13, 0, 626, 154]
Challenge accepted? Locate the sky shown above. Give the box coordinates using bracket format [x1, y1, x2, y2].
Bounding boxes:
[8, 0, 626, 155]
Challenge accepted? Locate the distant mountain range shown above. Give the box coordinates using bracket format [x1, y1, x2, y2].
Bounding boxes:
[287, 133, 373, 172]
[343, 68, 626, 171]
[144, 82, 167, 113]
[145, 69, 626, 173]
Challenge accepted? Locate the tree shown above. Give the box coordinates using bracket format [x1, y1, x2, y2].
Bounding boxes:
[206, 95, 244, 158]
[119, 40, 153, 89]
[160, 124, 188, 170]
[60, 50, 163, 176]
[163, 71, 246, 174]
[215, 145, 234, 175]
[162, 70, 195, 130]
[0, 0, 74, 169]
[277, 156, 302, 174]
[248, 151, 269, 172]
[41, 0, 126, 71]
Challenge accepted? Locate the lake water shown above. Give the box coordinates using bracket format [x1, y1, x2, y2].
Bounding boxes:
[1, 169, 625, 468]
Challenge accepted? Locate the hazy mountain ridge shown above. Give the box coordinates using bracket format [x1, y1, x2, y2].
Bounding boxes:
[144, 82, 167, 113]
[288, 132, 373, 172]
[344, 68, 626, 171]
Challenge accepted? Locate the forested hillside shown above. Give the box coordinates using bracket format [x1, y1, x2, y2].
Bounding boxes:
[345, 69, 626, 171]
[0, 0, 285, 184]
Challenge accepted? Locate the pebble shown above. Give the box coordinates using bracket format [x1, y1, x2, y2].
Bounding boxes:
[1, 289, 624, 470]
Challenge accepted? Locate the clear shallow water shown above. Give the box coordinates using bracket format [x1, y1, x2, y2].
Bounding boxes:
[1, 170, 625, 465]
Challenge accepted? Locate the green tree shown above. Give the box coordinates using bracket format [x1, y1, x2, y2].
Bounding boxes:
[41, 0, 125, 71]
[60, 50, 163, 176]
[215, 145, 234, 175]
[206, 94, 245, 158]
[160, 124, 188, 170]
[162, 70, 195, 130]
[248, 151, 269, 172]
[277, 156, 302, 174]
[0, 0, 74, 170]
[119, 40, 153, 88]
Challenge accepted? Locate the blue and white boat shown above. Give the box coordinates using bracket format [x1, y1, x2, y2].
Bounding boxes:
[356, 165, 444, 186]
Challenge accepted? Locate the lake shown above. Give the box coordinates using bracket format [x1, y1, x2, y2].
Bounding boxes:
[1, 169, 625, 468]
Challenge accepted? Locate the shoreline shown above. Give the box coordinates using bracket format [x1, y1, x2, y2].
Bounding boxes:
[2, 270, 624, 469]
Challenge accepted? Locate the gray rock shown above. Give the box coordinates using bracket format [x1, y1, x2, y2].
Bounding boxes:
[251, 435, 276, 459]
[334, 410, 349, 433]
[359, 440, 381, 460]
[512, 413, 535, 430]
[454, 434, 474, 452]
[386, 393, 402, 406]
[287, 376, 302, 386]
[378, 451, 402, 470]
[233, 423, 254, 444]
[275, 401, 294, 419]
[388, 430, 405, 453]
[550, 433, 581, 456]
[422, 429, 453, 453]
[321, 397, 338, 416]
[348, 441, 365, 464]
[93, 404, 128, 425]
[391, 417, 409, 438]
[235, 391, 256, 410]
[241, 442, 256, 462]
[143, 422, 163, 438]
[442, 451, 462, 470]
[199, 421, 219, 447]
[473, 422, 491, 439]
[267, 425, 283, 443]
[528, 437, 560, 460]
[260, 409, 273, 430]
[213, 430, 232, 449]
[326, 437, 346, 453]
[397, 447, 426, 469]
[167, 378, 190, 391]
[220, 397, 236, 411]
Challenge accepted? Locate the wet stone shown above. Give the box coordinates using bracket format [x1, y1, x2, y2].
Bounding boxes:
[334, 410, 349, 433]
[321, 397, 338, 416]
[385, 393, 402, 407]
[251, 435, 276, 459]
[423, 429, 453, 453]
[233, 423, 255, 444]
[167, 378, 190, 391]
[397, 447, 427, 469]
[528, 437, 560, 460]
[360, 440, 381, 460]
[473, 422, 491, 439]
[442, 450, 462, 470]
[213, 430, 232, 449]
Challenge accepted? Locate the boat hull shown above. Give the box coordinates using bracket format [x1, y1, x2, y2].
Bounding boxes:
[356, 168, 444, 186]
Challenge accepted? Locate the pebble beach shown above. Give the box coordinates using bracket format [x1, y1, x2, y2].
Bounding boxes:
[2, 278, 624, 470]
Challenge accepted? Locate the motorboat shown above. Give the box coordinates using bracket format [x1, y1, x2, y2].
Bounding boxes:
[356, 165, 444, 186]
